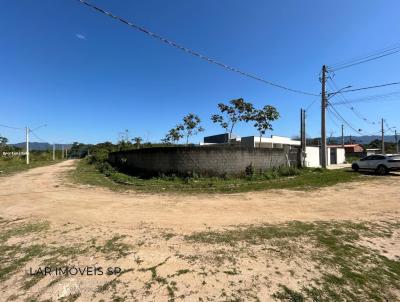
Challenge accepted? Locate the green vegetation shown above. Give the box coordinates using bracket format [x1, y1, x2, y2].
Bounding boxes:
[0, 152, 62, 176]
[71, 159, 367, 193]
[186, 220, 400, 301]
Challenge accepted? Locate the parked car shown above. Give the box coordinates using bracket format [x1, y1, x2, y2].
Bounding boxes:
[352, 154, 400, 175]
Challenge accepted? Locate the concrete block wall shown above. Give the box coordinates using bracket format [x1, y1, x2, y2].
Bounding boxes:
[108, 146, 300, 177]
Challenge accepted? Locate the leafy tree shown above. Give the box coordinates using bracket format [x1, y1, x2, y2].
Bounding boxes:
[251, 105, 280, 147]
[182, 113, 204, 145]
[211, 98, 254, 142]
[162, 125, 184, 144]
[0, 136, 8, 151]
[133, 137, 143, 149]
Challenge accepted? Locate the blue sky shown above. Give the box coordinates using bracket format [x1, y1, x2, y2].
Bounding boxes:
[1, 0, 400, 144]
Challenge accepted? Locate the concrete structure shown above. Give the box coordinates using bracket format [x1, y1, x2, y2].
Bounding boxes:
[241, 135, 301, 149]
[108, 146, 300, 177]
[329, 144, 364, 154]
[366, 148, 381, 156]
[201, 134, 345, 168]
[304, 146, 346, 168]
[203, 133, 240, 144]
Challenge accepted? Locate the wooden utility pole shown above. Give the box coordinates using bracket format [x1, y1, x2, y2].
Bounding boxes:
[53, 144, 56, 161]
[381, 118, 385, 154]
[321, 65, 327, 168]
[341, 124, 344, 148]
[395, 130, 399, 154]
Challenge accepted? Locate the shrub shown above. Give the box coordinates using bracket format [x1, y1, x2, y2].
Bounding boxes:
[245, 164, 255, 178]
[96, 161, 116, 177]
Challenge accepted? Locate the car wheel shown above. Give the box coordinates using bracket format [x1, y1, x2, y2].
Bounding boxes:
[352, 164, 359, 172]
[376, 165, 388, 175]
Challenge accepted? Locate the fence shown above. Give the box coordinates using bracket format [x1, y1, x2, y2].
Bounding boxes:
[108, 146, 300, 177]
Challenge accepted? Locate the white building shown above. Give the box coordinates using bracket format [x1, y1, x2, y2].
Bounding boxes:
[202, 134, 345, 167]
[241, 135, 301, 149]
[304, 146, 346, 167]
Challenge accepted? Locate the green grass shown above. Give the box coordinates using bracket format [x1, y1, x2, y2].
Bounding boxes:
[0, 156, 62, 176]
[71, 159, 369, 194]
[186, 220, 400, 301]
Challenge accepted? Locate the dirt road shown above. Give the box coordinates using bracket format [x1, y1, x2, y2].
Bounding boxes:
[0, 160, 399, 232]
[1, 160, 400, 301]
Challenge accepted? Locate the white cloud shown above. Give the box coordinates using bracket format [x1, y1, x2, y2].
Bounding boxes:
[75, 34, 87, 40]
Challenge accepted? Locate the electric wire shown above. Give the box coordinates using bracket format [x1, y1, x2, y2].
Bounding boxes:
[328, 43, 400, 71]
[340, 81, 400, 94]
[331, 91, 400, 105]
[0, 124, 24, 130]
[75, 0, 319, 96]
[327, 77, 376, 125]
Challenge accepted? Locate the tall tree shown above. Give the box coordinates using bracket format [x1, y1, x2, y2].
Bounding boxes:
[251, 105, 280, 147]
[162, 125, 184, 144]
[182, 113, 204, 145]
[133, 137, 143, 149]
[211, 98, 254, 142]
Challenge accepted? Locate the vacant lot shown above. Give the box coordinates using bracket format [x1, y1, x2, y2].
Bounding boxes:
[0, 160, 399, 301]
[71, 159, 366, 193]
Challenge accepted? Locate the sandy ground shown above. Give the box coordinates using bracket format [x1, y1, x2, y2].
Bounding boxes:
[0, 160, 399, 302]
[0, 160, 399, 232]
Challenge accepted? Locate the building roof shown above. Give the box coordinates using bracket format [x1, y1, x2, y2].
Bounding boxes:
[328, 144, 362, 148]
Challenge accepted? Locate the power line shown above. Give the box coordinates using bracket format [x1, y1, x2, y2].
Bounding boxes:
[29, 130, 47, 143]
[328, 43, 400, 71]
[75, 0, 318, 96]
[340, 81, 400, 94]
[0, 124, 24, 130]
[327, 105, 362, 135]
[327, 78, 376, 125]
[329, 49, 400, 72]
[331, 91, 400, 105]
[328, 101, 379, 136]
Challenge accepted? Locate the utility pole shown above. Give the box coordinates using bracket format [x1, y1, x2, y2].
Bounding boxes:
[321, 65, 327, 168]
[61, 144, 64, 160]
[300, 109, 306, 167]
[341, 124, 344, 148]
[381, 118, 385, 154]
[395, 130, 399, 154]
[53, 144, 56, 161]
[25, 126, 30, 165]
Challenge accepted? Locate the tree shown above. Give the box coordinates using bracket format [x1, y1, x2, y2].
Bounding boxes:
[211, 98, 254, 143]
[133, 137, 143, 149]
[117, 129, 133, 151]
[251, 105, 280, 148]
[0, 136, 8, 151]
[162, 125, 184, 144]
[182, 113, 204, 145]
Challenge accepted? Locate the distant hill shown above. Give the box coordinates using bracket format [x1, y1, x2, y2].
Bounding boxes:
[327, 135, 397, 145]
[10, 142, 72, 151]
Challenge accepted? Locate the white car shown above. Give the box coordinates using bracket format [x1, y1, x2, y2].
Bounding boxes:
[352, 154, 400, 175]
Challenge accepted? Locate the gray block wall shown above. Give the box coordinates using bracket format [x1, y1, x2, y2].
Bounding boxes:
[108, 146, 300, 177]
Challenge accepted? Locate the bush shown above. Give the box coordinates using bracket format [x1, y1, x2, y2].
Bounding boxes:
[245, 164, 255, 178]
[96, 161, 116, 177]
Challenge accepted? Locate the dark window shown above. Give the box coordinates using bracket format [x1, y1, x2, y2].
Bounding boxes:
[360, 156, 372, 161]
[370, 155, 385, 160]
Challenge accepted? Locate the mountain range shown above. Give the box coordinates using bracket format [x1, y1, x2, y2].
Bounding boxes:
[10, 142, 72, 151]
